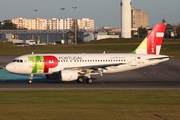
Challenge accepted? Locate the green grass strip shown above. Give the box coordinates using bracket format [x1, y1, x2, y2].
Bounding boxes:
[0, 90, 180, 120]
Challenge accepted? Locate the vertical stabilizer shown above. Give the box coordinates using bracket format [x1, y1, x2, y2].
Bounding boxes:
[133, 23, 166, 55]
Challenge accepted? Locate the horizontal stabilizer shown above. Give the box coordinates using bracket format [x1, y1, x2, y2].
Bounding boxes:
[147, 57, 170, 60]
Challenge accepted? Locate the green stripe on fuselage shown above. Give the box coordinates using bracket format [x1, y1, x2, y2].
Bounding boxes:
[28, 56, 44, 73]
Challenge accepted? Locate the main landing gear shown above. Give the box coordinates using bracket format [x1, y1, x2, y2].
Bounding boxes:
[28, 74, 93, 84]
[77, 77, 93, 84]
[28, 74, 33, 84]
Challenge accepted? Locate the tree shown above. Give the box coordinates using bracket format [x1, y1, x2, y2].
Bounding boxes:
[137, 26, 148, 38]
[66, 30, 82, 44]
[162, 19, 166, 23]
[166, 23, 172, 27]
[0, 20, 17, 29]
[176, 23, 180, 38]
[68, 19, 82, 44]
[71, 19, 79, 31]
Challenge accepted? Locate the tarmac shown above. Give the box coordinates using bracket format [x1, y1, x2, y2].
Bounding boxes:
[0, 55, 180, 90]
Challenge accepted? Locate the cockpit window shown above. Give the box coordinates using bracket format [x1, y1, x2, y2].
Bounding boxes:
[12, 59, 23, 63]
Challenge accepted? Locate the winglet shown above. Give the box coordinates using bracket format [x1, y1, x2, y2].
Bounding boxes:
[132, 23, 166, 55]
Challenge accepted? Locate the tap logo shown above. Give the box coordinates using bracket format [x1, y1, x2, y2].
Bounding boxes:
[148, 31, 155, 54]
[147, 24, 166, 55]
[28, 56, 58, 73]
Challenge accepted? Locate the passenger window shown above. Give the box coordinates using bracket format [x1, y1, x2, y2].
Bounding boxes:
[49, 60, 54, 63]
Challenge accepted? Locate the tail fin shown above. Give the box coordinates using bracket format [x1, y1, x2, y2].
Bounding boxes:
[132, 23, 166, 55]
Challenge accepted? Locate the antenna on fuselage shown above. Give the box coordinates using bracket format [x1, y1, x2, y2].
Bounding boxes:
[31, 52, 34, 54]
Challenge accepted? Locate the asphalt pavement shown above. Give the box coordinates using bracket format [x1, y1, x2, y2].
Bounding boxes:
[0, 56, 180, 90]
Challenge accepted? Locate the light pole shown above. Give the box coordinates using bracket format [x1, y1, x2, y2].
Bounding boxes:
[60, 8, 65, 41]
[33, 9, 38, 30]
[72, 6, 77, 44]
[33, 9, 38, 41]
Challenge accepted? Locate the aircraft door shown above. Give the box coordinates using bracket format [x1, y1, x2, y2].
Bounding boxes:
[130, 56, 137, 66]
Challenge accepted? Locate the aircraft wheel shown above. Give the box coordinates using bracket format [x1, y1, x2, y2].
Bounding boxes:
[29, 80, 33, 84]
[86, 78, 93, 84]
[28, 74, 33, 84]
[77, 77, 83, 83]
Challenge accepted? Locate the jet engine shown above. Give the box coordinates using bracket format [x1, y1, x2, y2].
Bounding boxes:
[46, 70, 78, 81]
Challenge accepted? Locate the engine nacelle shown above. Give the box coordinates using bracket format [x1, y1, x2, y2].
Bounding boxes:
[45, 70, 78, 81]
[60, 70, 78, 81]
[46, 73, 59, 80]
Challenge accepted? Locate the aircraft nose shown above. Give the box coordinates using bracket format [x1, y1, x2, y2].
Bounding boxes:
[5, 63, 15, 73]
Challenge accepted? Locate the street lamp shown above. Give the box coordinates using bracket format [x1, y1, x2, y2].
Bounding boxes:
[33, 9, 38, 41]
[72, 6, 77, 44]
[33, 9, 38, 29]
[60, 8, 65, 41]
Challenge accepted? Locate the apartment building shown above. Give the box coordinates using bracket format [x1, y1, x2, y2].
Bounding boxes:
[11, 17, 95, 30]
[79, 18, 94, 30]
[47, 18, 59, 30]
[12, 17, 29, 29]
[131, 6, 148, 30]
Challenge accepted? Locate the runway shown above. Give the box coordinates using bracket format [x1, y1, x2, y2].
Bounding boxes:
[0, 56, 180, 90]
[0, 79, 180, 90]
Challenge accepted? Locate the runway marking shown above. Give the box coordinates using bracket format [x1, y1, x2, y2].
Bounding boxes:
[142, 72, 158, 75]
[154, 65, 179, 68]
[168, 66, 179, 68]
[99, 80, 106, 86]
[172, 72, 180, 75]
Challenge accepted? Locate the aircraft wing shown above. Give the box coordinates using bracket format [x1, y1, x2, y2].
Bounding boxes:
[64, 63, 126, 71]
[62, 63, 126, 75]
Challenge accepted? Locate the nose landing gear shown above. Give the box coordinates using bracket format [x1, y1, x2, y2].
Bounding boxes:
[28, 74, 33, 84]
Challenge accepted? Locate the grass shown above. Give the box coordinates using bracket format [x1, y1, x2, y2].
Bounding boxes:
[0, 38, 180, 58]
[0, 39, 180, 119]
[0, 90, 180, 120]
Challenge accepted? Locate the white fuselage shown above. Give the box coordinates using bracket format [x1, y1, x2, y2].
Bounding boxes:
[6, 53, 169, 75]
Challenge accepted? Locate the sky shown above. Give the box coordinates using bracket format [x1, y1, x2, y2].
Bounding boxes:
[0, 0, 180, 28]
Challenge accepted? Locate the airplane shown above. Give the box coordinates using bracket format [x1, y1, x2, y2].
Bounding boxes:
[5, 23, 169, 84]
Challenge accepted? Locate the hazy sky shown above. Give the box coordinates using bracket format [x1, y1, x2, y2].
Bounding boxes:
[0, 0, 179, 28]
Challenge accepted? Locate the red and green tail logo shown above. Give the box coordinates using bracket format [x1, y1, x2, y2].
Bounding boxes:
[133, 23, 166, 55]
